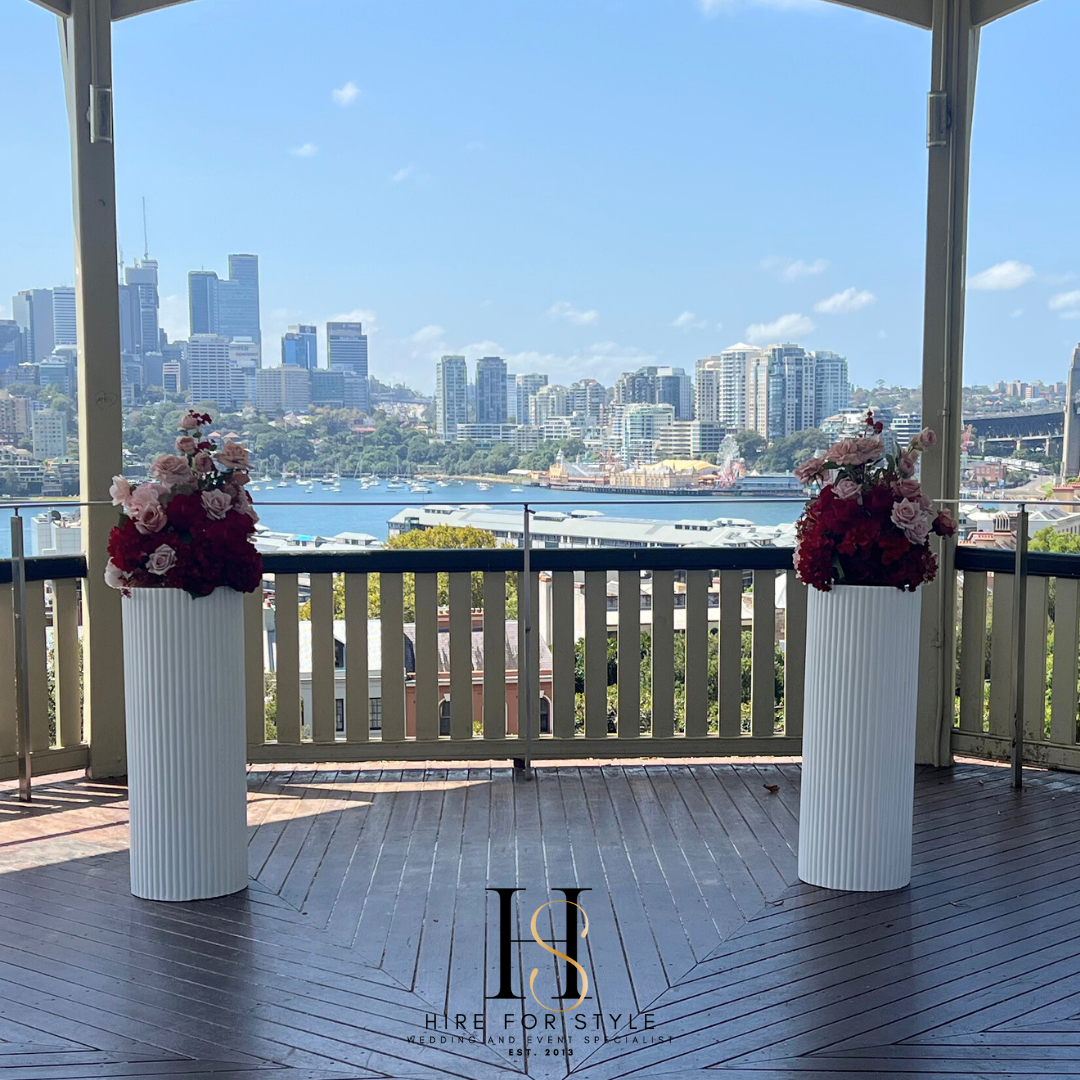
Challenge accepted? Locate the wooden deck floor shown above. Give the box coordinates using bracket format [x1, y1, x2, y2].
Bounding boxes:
[0, 759, 1076, 1078]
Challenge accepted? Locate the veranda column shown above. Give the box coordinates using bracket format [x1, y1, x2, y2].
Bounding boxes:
[915, 0, 979, 767]
[60, 0, 127, 777]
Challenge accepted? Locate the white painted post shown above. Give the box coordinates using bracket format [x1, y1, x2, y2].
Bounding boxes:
[915, 0, 980, 767]
[59, 0, 127, 778]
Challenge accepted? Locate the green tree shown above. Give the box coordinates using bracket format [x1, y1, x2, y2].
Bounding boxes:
[756, 429, 827, 473]
[1030, 527, 1080, 554]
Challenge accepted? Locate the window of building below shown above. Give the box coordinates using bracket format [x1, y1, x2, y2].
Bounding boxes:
[369, 697, 382, 731]
[335, 698, 345, 736]
[439, 697, 451, 737]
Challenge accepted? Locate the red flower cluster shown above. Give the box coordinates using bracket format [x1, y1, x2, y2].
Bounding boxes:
[105, 411, 262, 598]
[793, 413, 958, 592]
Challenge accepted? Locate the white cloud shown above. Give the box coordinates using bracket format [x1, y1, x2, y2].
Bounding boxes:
[547, 301, 599, 326]
[761, 256, 829, 282]
[1050, 291, 1080, 318]
[968, 260, 1035, 291]
[411, 324, 445, 344]
[745, 313, 815, 344]
[1011, 308, 1025, 319]
[289, 142, 318, 157]
[814, 287, 877, 315]
[329, 308, 377, 332]
[331, 81, 360, 107]
[672, 311, 707, 330]
[390, 165, 415, 183]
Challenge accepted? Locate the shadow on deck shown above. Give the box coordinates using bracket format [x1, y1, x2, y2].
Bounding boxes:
[0, 759, 1076, 1078]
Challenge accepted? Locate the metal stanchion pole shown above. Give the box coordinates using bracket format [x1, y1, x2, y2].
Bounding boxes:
[521, 503, 534, 780]
[11, 512, 32, 802]
[1011, 503, 1029, 790]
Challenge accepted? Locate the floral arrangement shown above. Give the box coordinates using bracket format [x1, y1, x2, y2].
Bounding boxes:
[793, 412, 957, 592]
[105, 411, 262, 597]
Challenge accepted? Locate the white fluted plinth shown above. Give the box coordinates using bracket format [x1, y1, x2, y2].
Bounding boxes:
[799, 584, 921, 892]
[122, 587, 248, 901]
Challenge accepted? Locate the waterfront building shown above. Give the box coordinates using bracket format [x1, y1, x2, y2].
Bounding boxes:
[475, 356, 508, 425]
[455, 422, 518, 447]
[256, 364, 311, 416]
[622, 402, 675, 464]
[697, 345, 761, 429]
[435, 355, 468, 441]
[655, 419, 725, 459]
[813, 350, 850, 422]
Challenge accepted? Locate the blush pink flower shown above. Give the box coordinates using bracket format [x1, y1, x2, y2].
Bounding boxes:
[214, 441, 250, 471]
[891, 498, 931, 544]
[833, 478, 861, 501]
[201, 488, 232, 521]
[794, 456, 826, 484]
[193, 451, 214, 474]
[175, 435, 197, 455]
[827, 436, 884, 467]
[897, 452, 917, 477]
[151, 454, 194, 488]
[145, 544, 177, 576]
[892, 479, 922, 501]
[918, 427, 937, 448]
[125, 483, 162, 518]
[109, 475, 132, 507]
[178, 412, 200, 431]
[134, 501, 168, 535]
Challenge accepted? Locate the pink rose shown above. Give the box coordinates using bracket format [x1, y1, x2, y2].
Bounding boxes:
[833, 478, 861, 500]
[145, 544, 177, 576]
[109, 475, 132, 507]
[891, 498, 931, 544]
[125, 483, 162, 518]
[918, 427, 937, 448]
[897, 452, 917, 477]
[934, 508, 958, 537]
[230, 471, 250, 487]
[201, 488, 232, 521]
[794, 456, 826, 484]
[175, 435, 197, 454]
[827, 436, 884, 467]
[104, 559, 128, 590]
[151, 454, 195, 488]
[134, 501, 168, 535]
[892, 479, 922, 500]
[178, 412, 200, 431]
[214, 441, 250, 471]
[193, 451, 214, 474]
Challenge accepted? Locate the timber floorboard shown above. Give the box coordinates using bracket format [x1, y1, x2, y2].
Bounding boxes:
[0, 760, 1076, 1077]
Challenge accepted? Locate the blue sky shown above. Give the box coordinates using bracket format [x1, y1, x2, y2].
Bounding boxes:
[2, 0, 1078, 393]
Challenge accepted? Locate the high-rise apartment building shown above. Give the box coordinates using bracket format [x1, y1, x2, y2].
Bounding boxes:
[622, 402, 675, 465]
[0, 321, 22, 371]
[282, 325, 318, 370]
[122, 260, 159, 357]
[51, 287, 77, 347]
[811, 350, 850, 424]
[615, 365, 693, 420]
[186, 334, 233, 410]
[1063, 344, 1080, 481]
[514, 373, 548, 425]
[569, 378, 605, 425]
[12, 289, 54, 364]
[475, 356, 508, 425]
[531, 384, 570, 426]
[32, 408, 68, 461]
[436, 356, 468, 441]
[256, 365, 310, 416]
[162, 361, 182, 394]
[696, 345, 761, 429]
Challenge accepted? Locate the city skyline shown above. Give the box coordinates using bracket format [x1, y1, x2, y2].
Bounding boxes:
[3, 1, 1079, 393]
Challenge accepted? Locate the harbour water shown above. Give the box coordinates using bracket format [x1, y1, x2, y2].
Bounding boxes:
[1, 479, 803, 558]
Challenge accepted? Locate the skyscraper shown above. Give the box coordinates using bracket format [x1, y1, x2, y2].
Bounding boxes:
[124, 260, 160, 356]
[188, 271, 219, 336]
[217, 255, 261, 352]
[0, 321, 22, 371]
[812, 350, 850, 423]
[475, 356, 508, 425]
[188, 256, 260, 356]
[51, 287, 77, 347]
[615, 365, 693, 419]
[186, 334, 233, 410]
[696, 346, 761, 429]
[1062, 344, 1080, 481]
[514, 373, 548, 425]
[282, 325, 318, 370]
[436, 356, 468, 441]
[569, 378, 605, 425]
[12, 289, 54, 363]
[327, 321, 369, 411]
